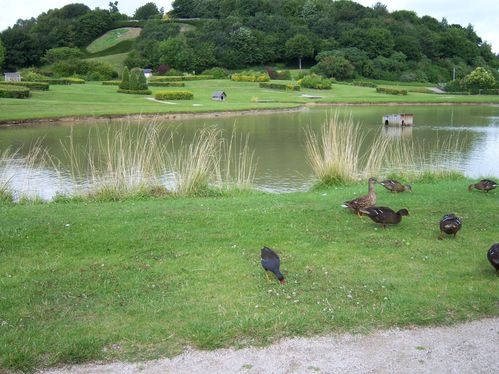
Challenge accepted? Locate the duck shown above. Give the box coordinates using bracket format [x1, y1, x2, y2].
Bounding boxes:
[438, 214, 462, 240]
[378, 179, 412, 193]
[342, 177, 377, 216]
[487, 243, 499, 274]
[468, 179, 497, 192]
[261, 246, 285, 284]
[359, 206, 409, 228]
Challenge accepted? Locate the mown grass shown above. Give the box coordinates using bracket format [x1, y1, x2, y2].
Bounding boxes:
[1, 80, 499, 123]
[0, 178, 497, 372]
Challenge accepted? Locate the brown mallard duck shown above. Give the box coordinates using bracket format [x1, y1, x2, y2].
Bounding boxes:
[341, 177, 377, 216]
[359, 206, 409, 228]
[468, 179, 497, 192]
[487, 244, 499, 274]
[378, 179, 412, 193]
[438, 213, 462, 240]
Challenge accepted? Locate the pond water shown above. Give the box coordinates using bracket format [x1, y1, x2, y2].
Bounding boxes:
[1, 105, 498, 198]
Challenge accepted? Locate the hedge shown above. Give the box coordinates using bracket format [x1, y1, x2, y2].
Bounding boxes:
[231, 72, 270, 82]
[102, 81, 121, 85]
[0, 85, 31, 99]
[117, 89, 152, 95]
[259, 82, 300, 91]
[148, 75, 213, 82]
[352, 81, 377, 88]
[0, 81, 49, 91]
[376, 87, 408, 95]
[39, 77, 85, 85]
[148, 82, 186, 87]
[154, 91, 194, 100]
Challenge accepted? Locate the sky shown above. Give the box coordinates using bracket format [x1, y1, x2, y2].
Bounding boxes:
[0, 0, 498, 53]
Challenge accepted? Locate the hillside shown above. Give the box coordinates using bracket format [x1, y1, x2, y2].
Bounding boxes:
[86, 27, 141, 54]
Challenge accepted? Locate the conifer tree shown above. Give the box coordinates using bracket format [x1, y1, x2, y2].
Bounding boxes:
[119, 66, 130, 90]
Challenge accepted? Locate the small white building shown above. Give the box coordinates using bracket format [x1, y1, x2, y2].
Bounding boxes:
[382, 113, 414, 126]
[4, 72, 21, 82]
[143, 69, 153, 78]
[212, 91, 227, 101]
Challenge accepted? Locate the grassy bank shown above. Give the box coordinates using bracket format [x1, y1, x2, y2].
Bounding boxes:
[1, 178, 498, 371]
[1, 80, 499, 123]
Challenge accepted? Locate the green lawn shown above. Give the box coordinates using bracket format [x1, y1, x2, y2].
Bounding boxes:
[0, 178, 498, 371]
[1, 80, 499, 123]
[86, 52, 129, 74]
[86, 27, 141, 54]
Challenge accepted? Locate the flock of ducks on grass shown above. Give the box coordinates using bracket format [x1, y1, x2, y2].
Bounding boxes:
[262, 178, 498, 283]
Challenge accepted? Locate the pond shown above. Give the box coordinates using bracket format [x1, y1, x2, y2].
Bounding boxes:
[1, 105, 498, 198]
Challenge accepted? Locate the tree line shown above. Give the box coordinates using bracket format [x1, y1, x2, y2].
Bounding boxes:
[1, 0, 498, 84]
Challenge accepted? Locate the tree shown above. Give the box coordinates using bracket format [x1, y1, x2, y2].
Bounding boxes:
[0, 38, 5, 71]
[119, 66, 130, 89]
[461, 67, 496, 90]
[109, 1, 119, 13]
[285, 34, 313, 70]
[43, 47, 84, 64]
[312, 54, 354, 80]
[134, 2, 162, 20]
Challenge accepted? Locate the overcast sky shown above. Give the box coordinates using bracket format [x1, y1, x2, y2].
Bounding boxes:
[0, 0, 498, 53]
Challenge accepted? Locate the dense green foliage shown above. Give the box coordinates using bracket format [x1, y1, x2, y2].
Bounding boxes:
[154, 90, 194, 99]
[43, 47, 85, 64]
[119, 66, 130, 89]
[51, 59, 116, 80]
[0, 38, 5, 71]
[0, 84, 30, 98]
[102, 80, 121, 85]
[134, 2, 163, 20]
[0, 3, 129, 70]
[461, 67, 496, 90]
[0, 179, 497, 371]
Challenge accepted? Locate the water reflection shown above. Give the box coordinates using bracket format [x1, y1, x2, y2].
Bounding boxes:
[1, 105, 498, 198]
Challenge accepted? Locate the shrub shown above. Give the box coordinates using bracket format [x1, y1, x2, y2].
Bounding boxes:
[155, 91, 194, 100]
[0, 81, 49, 91]
[43, 47, 84, 64]
[0, 84, 31, 99]
[148, 82, 185, 87]
[201, 67, 229, 79]
[462, 67, 496, 90]
[117, 89, 152, 95]
[298, 74, 332, 89]
[157, 64, 170, 75]
[259, 82, 300, 91]
[120, 66, 130, 90]
[102, 81, 121, 85]
[231, 71, 270, 82]
[19, 68, 47, 82]
[130, 67, 148, 91]
[52, 59, 116, 81]
[376, 87, 408, 95]
[351, 81, 377, 88]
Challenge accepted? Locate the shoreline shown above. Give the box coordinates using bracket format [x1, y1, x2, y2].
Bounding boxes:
[1, 101, 498, 127]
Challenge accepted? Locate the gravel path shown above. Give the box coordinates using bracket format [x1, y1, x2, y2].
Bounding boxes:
[42, 318, 498, 374]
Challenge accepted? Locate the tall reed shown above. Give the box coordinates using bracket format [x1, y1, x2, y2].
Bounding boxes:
[60, 123, 170, 199]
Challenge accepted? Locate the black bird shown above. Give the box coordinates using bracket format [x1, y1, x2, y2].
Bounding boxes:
[260, 246, 285, 284]
[438, 214, 462, 240]
[468, 179, 497, 192]
[487, 243, 499, 274]
[359, 206, 409, 228]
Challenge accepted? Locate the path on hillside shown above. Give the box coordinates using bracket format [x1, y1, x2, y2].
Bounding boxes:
[42, 318, 498, 374]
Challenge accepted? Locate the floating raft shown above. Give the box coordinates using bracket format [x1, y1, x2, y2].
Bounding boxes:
[382, 113, 414, 126]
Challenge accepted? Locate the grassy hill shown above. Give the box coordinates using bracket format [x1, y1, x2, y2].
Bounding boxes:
[86, 27, 141, 54]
